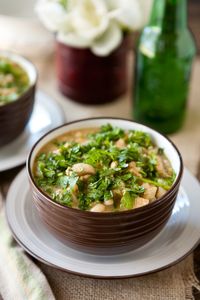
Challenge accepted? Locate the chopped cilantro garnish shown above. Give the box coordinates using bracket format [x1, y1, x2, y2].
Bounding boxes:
[33, 124, 175, 211]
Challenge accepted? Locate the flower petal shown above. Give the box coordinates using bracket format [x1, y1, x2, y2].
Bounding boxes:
[138, 0, 153, 25]
[57, 32, 91, 48]
[109, 0, 143, 30]
[35, 0, 66, 31]
[69, 0, 109, 40]
[91, 21, 122, 56]
[71, 14, 109, 41]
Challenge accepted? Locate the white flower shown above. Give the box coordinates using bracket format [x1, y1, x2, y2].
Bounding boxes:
[36, 0, 150, 56]
[68, 0, 109, 40]
[35, 0, 66, 31]
[58, 0, 110, 49]
[91, 21, 122, 56]
[107, 0, 143, 30]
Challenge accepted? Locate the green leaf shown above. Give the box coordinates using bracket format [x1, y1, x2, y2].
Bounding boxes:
[88, 124, 125, 147]
[57, 174, 78, 190]
[120, 191, 135, 209]
[44, 169, 55, 178]
[138, 177, 173, 190]
[68, 175, 79, 190]
[84, 148, 111, 167]
[118, 145, 140, 163]
[128, 131, 152, 148]
[56, 190, 72, 207]
[57, 176, 69, 188]
[78, 194, 93, 211]
[104, 190, 113, 201]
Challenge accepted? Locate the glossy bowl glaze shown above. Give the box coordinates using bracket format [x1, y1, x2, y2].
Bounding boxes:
[27, 118, 183, 255]
[0, 51, 37, 147]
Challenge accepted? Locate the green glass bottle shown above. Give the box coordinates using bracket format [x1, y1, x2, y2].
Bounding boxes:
[133, 0, 196, 134]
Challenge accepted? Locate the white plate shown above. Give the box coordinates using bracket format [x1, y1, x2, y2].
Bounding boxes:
[0, 91, 65, 172]
[6, 168, 200, 278]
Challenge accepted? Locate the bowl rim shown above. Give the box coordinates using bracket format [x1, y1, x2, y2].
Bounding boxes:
[27, 117, 183, 216]
[0, 50, 37, 108]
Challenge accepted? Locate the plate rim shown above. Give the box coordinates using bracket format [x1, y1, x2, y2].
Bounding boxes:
[6, 168, 200, 279]
[0, 90, 65, 172]
[8, 225, 200, 280]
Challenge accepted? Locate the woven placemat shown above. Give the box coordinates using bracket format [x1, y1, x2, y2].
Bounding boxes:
[38, 255, 200, 300]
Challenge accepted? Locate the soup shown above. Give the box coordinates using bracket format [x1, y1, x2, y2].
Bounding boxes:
[0, 56, 29, 106]
[33, 124, 175, 212]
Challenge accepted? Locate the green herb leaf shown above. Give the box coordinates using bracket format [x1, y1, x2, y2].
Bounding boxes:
[120, 191, 136, 209]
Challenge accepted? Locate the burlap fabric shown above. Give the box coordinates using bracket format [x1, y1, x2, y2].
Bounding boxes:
[38, 256, 200, 300]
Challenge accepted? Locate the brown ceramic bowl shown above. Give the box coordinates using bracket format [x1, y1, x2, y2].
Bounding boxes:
[27, 118, 183, 255]
[0, 51, 37, 147]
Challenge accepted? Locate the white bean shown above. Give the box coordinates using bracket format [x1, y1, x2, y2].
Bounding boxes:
[72, 163, 96, 176]
[110, 161, 118, 169]
[90, 204, 105, 212]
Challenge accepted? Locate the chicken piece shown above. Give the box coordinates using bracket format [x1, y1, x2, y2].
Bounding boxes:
[156, 155, 173, 178]
[72, 163, 95, 176]
[142, 183, 157, 201]
[115, 138, 126, 149]
[128, 161, 141, 177]
[134, 197, 149, 208]
[156, 186, 167, 199]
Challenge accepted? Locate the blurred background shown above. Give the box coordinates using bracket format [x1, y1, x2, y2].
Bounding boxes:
[0, 0, 54, 59]
[0, 0, 199, 56]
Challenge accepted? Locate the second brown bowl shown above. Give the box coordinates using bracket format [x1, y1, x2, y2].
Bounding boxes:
[0, 51, 37, 147]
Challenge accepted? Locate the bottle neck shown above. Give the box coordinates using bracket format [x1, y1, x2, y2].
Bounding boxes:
[149, 0, 187, 33]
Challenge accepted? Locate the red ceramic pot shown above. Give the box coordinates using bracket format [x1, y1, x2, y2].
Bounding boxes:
[56, 36, 130, 105]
